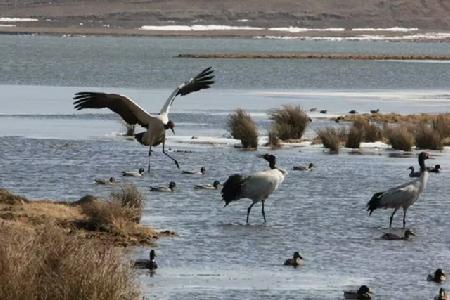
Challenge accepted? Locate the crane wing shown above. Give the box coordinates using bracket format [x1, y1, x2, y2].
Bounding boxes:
[73, 92, 156, 127]
[160, 67, 215, 116]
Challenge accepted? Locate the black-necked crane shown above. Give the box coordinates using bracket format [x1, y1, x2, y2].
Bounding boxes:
[73, 67, 214, 171]
[221, 153, 286, 224]
[367, 152, 430, 228]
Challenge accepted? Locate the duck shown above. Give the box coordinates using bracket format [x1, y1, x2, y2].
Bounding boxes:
[283, 252, 303, 267]
[194, 180, 222, 190]
[95, 177, 116, 185]
[122, 168, 145, 177]
[428, 269, 447, 283]
[309, 107, 317, 112]
[182, 166, 206, 175]
[381, 229, 415, 240]
[344, 285, 373, 299]
[370, 109, 380, 114]
[134, 249, 158, 270]
[335, 116, 344, 123]
[293, 163, 314, 171]
[408, 166, 421, 177]
[319, 109, 327, 114]
[150, 181, 176, 192]
[349, 109, 357, 114]
[435, 288, 449, 300]
[428, 164, 441, 173]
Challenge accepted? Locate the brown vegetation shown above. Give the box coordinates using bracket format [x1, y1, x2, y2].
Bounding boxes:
[0, 187, 171, 247]
[266, 130, 282, 149]
[345, 125, 363, 148]
[227, 109, 258, 149]
[269, 105, 310, 141]
[0, 224, 139, 300]
[342, 113, 450, 124]
[414, 123, 443, 150]
[386, 126, 415, 151]
[317, 127, 341, 153]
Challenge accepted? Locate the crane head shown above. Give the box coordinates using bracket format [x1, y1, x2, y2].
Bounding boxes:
[257, 153, 276, 168]
[165, 120, 176, 134]
[419, 152, 429, 160]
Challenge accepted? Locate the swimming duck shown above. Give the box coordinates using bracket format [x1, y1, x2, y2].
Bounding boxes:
[370, 109, 380, 114]
[194, 180, 222, 190]
[150, 181, 176, 192]
[344, 285, 373, 300]
[283, 252, 303, 267]
[309, 107, 317, 112]
[95, 177, 116, 185]
[319, 109, 327, 114]
[134, 249, 158, 270]
[428, 269, 447, 283]
[293, 163, 314, 171]
[381, 229, 415, 240]
[435, 288, 449, 300]
[182, 166, 206, 175]
[408, 166, 421, 177]
[349, 110, 357, 114]
[428, 164, 441, 173]
[122, 168, 145, 177]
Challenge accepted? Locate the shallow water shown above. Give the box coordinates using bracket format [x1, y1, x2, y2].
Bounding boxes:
[1, 36, 450, 299]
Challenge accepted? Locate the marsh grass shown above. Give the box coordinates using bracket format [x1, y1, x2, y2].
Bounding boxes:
[227, 109, 258, 149]
[414, 123, 443, 150]
[82, 184, 144, 234]
[345, 125, 363, 148]
[0, 224, 138, 300]
[266, 130, 282, 149]
[269, 105, 310, 141]
[387, 126, 415, 151]
[317, 127, 341, 153]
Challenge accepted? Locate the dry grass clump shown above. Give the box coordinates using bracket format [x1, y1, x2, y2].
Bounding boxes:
[386, 126, 415, 151]
[266, 130, 282, 149]
[317, 127, 341, 153]
[433, 115, 450, 138]
[82, 184, 145, 235]
[414, 123, 443, 150]
[269, 105, 310, 141]
[227, 109, 258, 149]
[0, 188, 29, 205]
[345, 125, 363, 148]
[0, 224, 138, 300]
[352, 118, 383, 142]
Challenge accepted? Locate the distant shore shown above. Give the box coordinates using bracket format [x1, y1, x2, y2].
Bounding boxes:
[2, 26, 450, 42]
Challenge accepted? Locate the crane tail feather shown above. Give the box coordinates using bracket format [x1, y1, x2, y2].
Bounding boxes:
[367, 192, 384, 215]
[134, 132, 146, 145]
[221, 174, 244, 206]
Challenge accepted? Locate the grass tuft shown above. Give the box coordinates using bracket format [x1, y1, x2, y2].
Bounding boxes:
[345, 125, 363, 148]
[317, 127, 341, 153]
[227, 109, 258, 149]
[266, 130, 282, 149]
[414, 123, 443, 150]
[269, 105, 310, 141]
[0, 224, 139, 300]
[387, 126, 415, 151]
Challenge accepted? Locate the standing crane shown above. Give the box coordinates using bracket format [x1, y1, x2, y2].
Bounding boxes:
[367, 152, 430, 228]
[73, 67, 214, 171]
[221, 153, 286, 224]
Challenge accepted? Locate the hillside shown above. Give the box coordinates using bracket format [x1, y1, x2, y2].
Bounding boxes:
[1, 0, 450, 30]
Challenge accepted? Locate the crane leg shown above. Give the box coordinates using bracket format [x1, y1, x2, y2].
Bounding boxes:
[246, 202, 256, 225]
[162, 141, 180, 169]
[261, 200, 267, 223]
[402, 208, 408, 228]
[389, 208, 398, 228]
[147, 146, 152, 172]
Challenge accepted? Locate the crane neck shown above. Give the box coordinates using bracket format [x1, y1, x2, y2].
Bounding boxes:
[419, 157, 427, 173]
